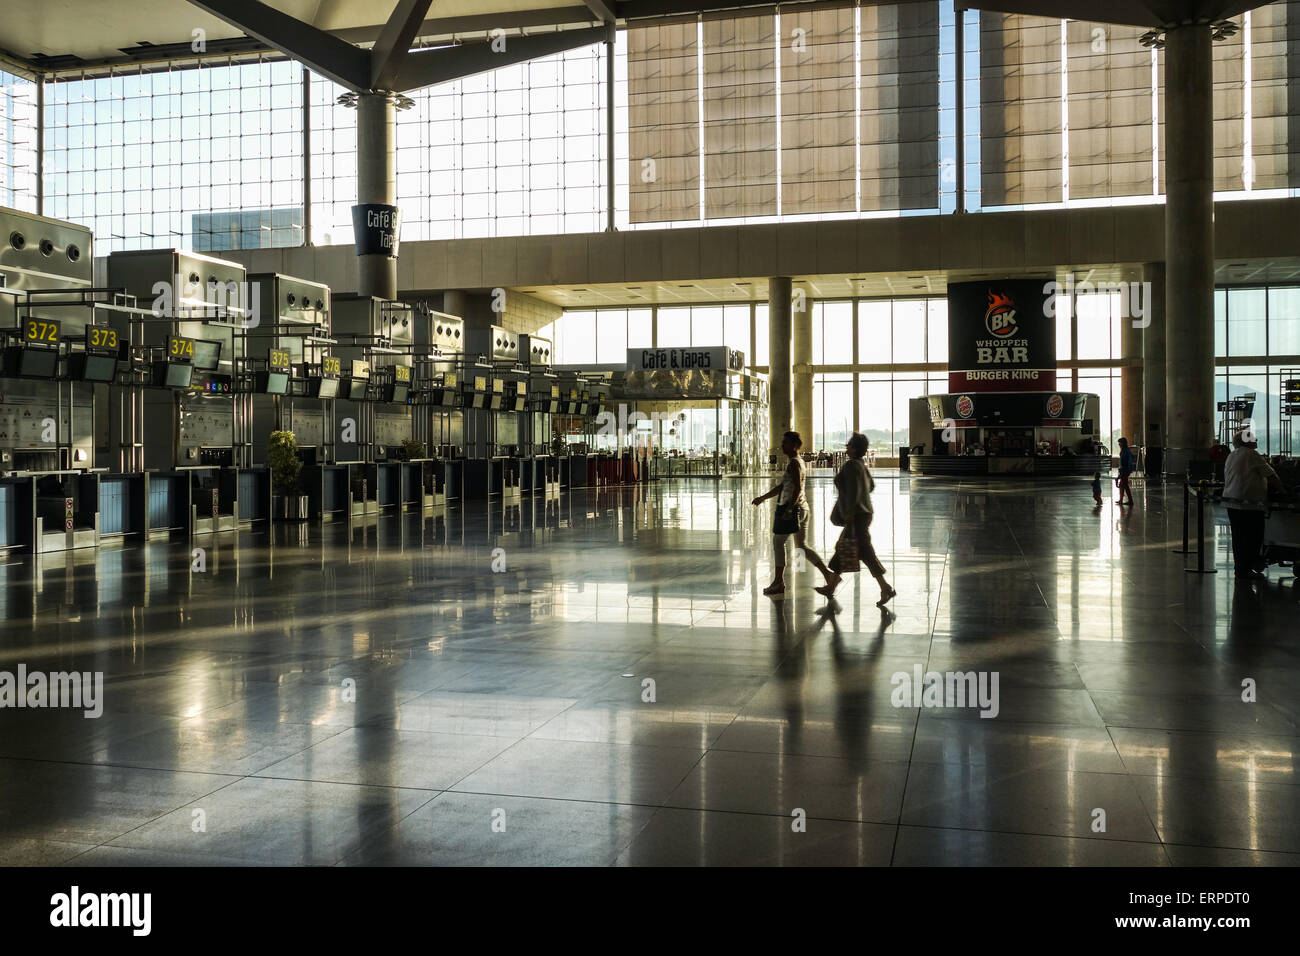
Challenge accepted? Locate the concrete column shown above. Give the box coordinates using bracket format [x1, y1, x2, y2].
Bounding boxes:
[357, 91, 397, 300]
[442, 290, 468, 320]
[1142, 261, 1167, 461]
[1120, 266, 1144, 452]
[792, 282, 814, 450]
[1164, 24, 1216, 475]
[768, 277, 793, 457]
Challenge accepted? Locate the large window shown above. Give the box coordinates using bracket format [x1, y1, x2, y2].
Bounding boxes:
[44, 61, 304, 254]
[0, 68, 38, 212]
[1216, 284, 1300, 454]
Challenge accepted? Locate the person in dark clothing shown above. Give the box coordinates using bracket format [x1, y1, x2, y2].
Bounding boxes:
[1091, 472, 1103, 507]
[1116, 437, 1135, 506]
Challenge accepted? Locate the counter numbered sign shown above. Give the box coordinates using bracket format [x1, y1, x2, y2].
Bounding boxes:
[167, 335, 196, 362]
[394, 365, 411, 383]
[87, 326, 119, 353]
[25, 318, 61, 346]
[268, 348, 291, 371]
[323, 356, 341, 377]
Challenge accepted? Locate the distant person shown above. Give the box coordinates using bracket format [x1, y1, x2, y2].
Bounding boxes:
[752, 431, 837, 596]
[1091, 471, 1103, 507]
[1116, 437, 1135, 506]
[1223, 431, 1283, 581]
[817, 433, 895, 607]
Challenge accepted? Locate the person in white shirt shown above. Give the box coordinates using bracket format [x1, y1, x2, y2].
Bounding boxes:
[1222, 431, 1283, 580]
[751, 431, 837, 596]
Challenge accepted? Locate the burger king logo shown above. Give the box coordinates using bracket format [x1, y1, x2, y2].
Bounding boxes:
[1046, 394, 1064, 418]
[985, 290, 1019, 338]
[955, 395, 974, 418]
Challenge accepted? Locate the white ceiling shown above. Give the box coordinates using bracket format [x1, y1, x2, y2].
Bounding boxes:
[1, 0, 580, 65]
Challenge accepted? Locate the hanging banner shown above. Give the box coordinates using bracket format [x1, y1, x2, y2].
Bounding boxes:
[351, 204, 401, 257]
[627, 347, 743, 372]
[947, 278, 1055, 392]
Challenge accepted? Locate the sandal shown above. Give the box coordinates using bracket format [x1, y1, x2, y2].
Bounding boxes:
[876, 586, 897, 607]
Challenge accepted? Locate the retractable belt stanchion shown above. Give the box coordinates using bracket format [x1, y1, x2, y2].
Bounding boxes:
[1185, 480, 1222, 575]
[1172, 480, 1194, 555]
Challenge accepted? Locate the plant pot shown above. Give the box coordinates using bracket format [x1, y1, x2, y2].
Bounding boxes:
[286, 495, 310, 520]
[272, 495, 287, 520]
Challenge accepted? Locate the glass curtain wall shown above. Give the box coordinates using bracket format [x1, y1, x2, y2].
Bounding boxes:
[43, 60, 304, 254]
[0, 68, 39, 212]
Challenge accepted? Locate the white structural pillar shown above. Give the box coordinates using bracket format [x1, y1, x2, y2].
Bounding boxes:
[1163, 23, 1216, 475]
[768, 277, 793, 457]
[356, 91, 398, 300]
[792, 282, 814, 450]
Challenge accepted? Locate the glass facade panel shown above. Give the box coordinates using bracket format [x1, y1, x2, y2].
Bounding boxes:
[1226, 288, 1268, 356]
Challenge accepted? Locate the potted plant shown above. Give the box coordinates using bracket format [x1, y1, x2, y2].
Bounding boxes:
[268, 430, 309, 520]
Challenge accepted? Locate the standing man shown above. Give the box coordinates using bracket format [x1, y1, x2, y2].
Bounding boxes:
[1116, 437, 1135, 506]
[1223, 430, 1283, 581]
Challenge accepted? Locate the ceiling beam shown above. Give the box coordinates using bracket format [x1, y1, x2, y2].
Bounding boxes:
[183, 0, 370, 90]
[371, 0, 438, 90]
[392, 25, 608, 92]
[581, 0, 617, 21]
[332, 7, 598, 45]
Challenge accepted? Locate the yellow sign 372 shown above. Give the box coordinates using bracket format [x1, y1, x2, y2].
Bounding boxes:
[25, 319, 60, 344]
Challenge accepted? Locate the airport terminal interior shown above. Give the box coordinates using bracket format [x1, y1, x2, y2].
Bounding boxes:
[0, 0, 1297, 868]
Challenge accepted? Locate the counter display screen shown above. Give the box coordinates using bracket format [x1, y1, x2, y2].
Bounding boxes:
[17, 347, 58, 378]
[347, 379, 369, 401]
[316, 377, 340, 399]
[388, 383, 409, 404]
[164, 363, 193, 388]
[77, 353, 117, 382]
[263, 371, 290, 395]
[192, 339, 222, 371]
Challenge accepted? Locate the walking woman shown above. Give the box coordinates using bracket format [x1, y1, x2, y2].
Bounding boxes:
[752, 431, 838, 596]
[817, 433, 895, 607]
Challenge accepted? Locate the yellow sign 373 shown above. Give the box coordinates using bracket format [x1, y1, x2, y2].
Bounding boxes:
[25, 319, 61, 344]
[87, 327, 118, 351]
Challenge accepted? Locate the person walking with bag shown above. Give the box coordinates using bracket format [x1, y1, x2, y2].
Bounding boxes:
[817, 433, 895, 607]
[752, 431, 838, 596]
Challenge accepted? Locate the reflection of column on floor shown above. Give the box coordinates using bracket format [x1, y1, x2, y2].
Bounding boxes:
[768, 277, 793, 458]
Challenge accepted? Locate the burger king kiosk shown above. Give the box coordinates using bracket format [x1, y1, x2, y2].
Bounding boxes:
[909, 278, 1105, 477]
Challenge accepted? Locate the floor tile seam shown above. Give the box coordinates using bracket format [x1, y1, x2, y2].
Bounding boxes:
[88, 773, 250, 850]
[889, 821, 1170, 848]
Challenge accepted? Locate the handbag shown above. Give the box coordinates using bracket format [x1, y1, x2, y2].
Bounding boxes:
[773, 502, 801, 535]
[833, 531, 859, 570]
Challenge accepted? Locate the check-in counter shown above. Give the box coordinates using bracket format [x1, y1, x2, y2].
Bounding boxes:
[560, 453, 590, 489]
[463, 457, 522, 500]
[525, 456, 561, 497]
[307, 463, 352, 521]
[32, 471, 101, 553]
[174, 466, 239, 535]
[346, 462, 381, 517]
[145, 472, 192, 538]
[98, 473, 148, 541]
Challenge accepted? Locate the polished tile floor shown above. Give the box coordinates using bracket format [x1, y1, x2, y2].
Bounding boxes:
[0, 474, 1296, 866]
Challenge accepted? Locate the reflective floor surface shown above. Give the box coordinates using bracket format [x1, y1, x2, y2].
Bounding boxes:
[1, 474, 1297, 866]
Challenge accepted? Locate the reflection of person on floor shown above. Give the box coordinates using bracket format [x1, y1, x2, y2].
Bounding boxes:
[818, 433, 895, 607]
[752, 431, 837, 596]
[1223, 430, 1282, 581]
